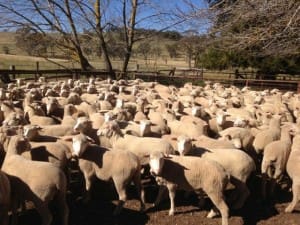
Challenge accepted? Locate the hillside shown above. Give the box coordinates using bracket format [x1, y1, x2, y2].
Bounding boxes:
[0, 31, 190, 70]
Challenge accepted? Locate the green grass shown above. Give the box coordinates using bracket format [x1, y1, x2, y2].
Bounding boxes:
[0, 31, 190, 71]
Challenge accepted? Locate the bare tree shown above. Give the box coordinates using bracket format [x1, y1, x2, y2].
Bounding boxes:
[182, 0, 300, 57]
[0, 0, 189, 77]
[94, 0, 114, 77]
[0, 0, 94, 70]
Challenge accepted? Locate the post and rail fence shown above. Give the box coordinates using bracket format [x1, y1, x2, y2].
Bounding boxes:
[1, 65, 300, 92]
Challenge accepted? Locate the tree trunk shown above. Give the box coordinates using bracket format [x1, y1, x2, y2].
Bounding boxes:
[78, 50, 94, 71]
[121, 0, 138, 78]
[94, 0, 115, 79]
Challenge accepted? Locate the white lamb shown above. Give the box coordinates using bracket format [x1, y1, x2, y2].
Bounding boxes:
[149, 151, 229, 225]
[1, 135, 69, 225]
[97, 121, 175, 165]
[69, 133, 145, 215]
[284, 131, 300, 213]
[253, 115, 282, 154]
[261, 125, 293, 199]
[177, 136, 256, 209]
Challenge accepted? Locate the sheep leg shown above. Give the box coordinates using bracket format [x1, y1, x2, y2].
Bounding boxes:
[10, 196, 20, 225]
[269, 178, 277, 199]
[55, 192, 69, 225]
[82, 174, 94, 204]
[0, 211, 9, 225]
[230, 177, 250, 209]
[261, 173, 268, 200]
[285, 181, 300, 213]
[132, 171, 146, 212]
[36, 205, 53, 225]
[113, 180, 127, 216]
[167, 185, 176, 216]
[206, 191, 229, 225]
[195, 190, 206, 209]
[153, 185, 167, 207]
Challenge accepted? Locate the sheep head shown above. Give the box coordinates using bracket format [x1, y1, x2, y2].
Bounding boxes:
[23, 125, 42, 141]
[149, 151, 165, 176]
[73, 117, 92, 133]
[46, 97, 59, 115]
[71, 133, 94, 158]
[139, 120, 152, 137]
[7, 135, 31, 155]
[177, 136, 193, 156]
[97, 121, 121, 138]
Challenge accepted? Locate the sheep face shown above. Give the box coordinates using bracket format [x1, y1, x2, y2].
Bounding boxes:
[140, 120, 151, 136]
[116, 99, 124, 109]
[3, 113, 26, 127]
[177, 136, 192, 155]
[71, 134, 93, 157]
[64, 104, 77, 115]
[191, 106, 201, 117]
[87, 85, 97, 94]
[149, 151, 165, 176]
[60, 89, 69, 97]
[74, 117, 92, 132]
[23, 125, 40, 141]
[46, 98, 59, 115]
[216, 111, 227, 125]
[104, 112, 115, 122]
[97, 121, 120, 138]
[10, 136, 31, 154]
[233, 117, 248, 128]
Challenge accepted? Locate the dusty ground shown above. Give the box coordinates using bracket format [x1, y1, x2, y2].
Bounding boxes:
[16, 173, 299, 225]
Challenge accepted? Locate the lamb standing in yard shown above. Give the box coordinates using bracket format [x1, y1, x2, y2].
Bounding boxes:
[261, 125, 293, 199]
[70, 133, 145, 215]
[97, 121, 175, 165]
[285, 131, 300, 213]
[253, 115, 282, 154]
[1, 135, 69, 225]
[22, 126, 70, 170]
[149, 151, 229, 225]
[177, 136, 256, 210]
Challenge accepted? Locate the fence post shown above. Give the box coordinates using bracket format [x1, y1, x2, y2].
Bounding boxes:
[10, 65, 15, 80]
[35, 61, 39, 81]
[297, 82, 300, 93]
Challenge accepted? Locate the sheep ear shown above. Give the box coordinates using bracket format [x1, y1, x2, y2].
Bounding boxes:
[163, 153, 171, 159]
[34, 125, 42, 130]
[97, 129, 105, 136]
[86, 136, 95, 143]
[171, 136, 178, 141]
[224, 134, 232, 140]
[143, 154, 150, 158]
[16, 126, 23, 136]
[60, 136, 73, 142]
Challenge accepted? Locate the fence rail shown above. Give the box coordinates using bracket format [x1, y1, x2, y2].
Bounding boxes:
[0, 67, 299, 92]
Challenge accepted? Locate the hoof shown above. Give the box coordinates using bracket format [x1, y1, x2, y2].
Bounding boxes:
[168, 210, 174, 216]
[139, 204, 146, 212]
[207, 209, 219, 218]
[284, 206, 293, 213]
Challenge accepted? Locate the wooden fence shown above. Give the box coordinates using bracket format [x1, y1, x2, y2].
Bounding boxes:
[0, 67, 300, 92]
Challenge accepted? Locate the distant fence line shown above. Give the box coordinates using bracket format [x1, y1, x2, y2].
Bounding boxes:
[0, 66, 300, 92]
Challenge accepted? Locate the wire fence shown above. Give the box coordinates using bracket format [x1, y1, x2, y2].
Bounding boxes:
[0, 67, 299, 92]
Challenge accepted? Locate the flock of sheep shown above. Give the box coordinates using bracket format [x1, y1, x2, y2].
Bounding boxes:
[0, 76, 299, 225]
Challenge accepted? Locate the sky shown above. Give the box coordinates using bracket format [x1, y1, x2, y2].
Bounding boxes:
[0, 0, 210, 34]
[105, 0, 210, 33]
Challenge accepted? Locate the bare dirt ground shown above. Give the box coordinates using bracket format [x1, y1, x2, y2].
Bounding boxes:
[16, 174, 299, 225]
